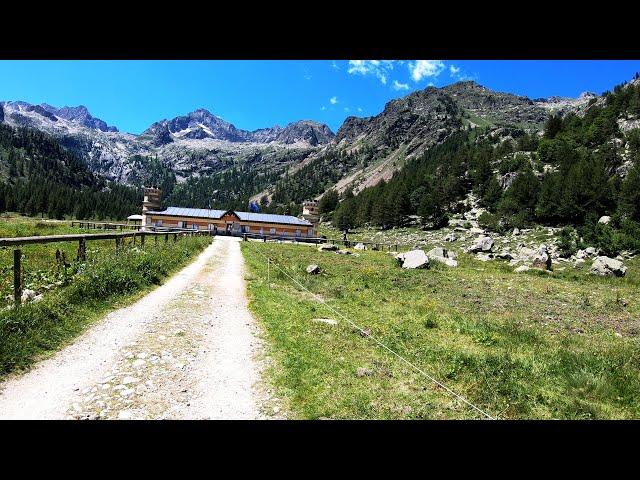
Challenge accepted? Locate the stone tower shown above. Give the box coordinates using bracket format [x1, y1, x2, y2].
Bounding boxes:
[142, 187, 162, 214]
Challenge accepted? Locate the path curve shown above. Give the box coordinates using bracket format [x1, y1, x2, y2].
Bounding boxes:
[0, 236, 275, 420]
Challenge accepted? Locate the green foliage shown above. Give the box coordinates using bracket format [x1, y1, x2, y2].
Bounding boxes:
[318, 189, 339, 214]
[478, 211, 505, 234]
[557, 226, 577, 258]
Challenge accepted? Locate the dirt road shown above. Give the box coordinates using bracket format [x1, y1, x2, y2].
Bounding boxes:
[0, 236, 278, 419]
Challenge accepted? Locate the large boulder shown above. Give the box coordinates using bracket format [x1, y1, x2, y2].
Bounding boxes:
[444, 233, 457, 242]
[598, 216, 611, 225]
[589, 256, 627, 277]
[426, 247, 447, 258]
[468, 236, 494, 253]
[318, 243, 338, 252]
[514, 265, 530, 273]
[354, 243, 366, 250]
[396, 250, 430, 269]
[426, 247, 457, 267]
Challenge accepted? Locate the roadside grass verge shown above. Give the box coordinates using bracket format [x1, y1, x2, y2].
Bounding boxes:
[241, 241, 640, 419]
[0, 236, 211, 377]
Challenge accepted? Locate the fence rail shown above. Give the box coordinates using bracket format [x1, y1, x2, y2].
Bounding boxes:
[2, 229, 211, 306]
[71, 221, 143, 231]
[238, 232, 400, 252]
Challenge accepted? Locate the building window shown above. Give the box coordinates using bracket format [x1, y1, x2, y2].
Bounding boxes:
[270, 227, 276, 235]
[178, 221, 185, 228]
[295, 229, 301, 237]
[308, 228, 314, 237]
[155, 219, 163, 226]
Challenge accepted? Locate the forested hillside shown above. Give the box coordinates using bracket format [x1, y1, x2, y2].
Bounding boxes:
[0, 124, 141, 220]
[330, 77, 640, 255]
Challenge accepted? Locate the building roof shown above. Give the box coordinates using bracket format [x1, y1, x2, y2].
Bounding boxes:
[147, 206, 312, 227]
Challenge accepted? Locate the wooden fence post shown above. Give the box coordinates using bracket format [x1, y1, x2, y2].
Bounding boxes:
[173, 233, 177, 242]
[77, 238, 86, 261]
[14, 249, 22, 306]
[140, 234, 145, 248]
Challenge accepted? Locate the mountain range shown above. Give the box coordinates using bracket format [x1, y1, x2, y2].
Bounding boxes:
[0, 78, 632, 209]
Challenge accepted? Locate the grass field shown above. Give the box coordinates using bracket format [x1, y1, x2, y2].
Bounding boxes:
[0, 214, 211, 377]
[242, 241, 640, 419]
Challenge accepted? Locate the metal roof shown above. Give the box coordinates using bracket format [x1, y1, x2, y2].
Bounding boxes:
[148, 207, 226, 219]
[147, 206, 312, 227]
[235, 211, 312, 226]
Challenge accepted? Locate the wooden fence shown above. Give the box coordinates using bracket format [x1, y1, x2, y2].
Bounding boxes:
[1, 229, 211, 306]
[71, 221, 143, 231]
[239, 232, 400, 252]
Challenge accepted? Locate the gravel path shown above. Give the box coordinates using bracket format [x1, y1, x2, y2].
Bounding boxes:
[0, 236, 279, 420]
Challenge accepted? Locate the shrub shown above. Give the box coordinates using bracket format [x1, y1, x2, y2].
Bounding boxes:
[478, 211, 506, 234]
[557, 226, 577, 258]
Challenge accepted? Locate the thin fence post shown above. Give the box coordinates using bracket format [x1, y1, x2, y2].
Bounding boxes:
[267, 256, 270, 287]
[165, 233, 168, 243]
[155, 234, 158, 246]
[14, 249, 22, 306]
[140, 234, 145, 248]
[77, 238, 86, 261]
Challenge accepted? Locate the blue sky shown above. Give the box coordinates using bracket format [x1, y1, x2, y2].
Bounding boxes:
[1, 60, 639, 134]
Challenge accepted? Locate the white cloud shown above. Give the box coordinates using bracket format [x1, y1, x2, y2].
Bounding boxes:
[393, 80, 410, 91]
[331, 60, 340, 70]
[304, 74, 312, 80]
[344, 107, 350, 112]
[347, 60, 395, 85]
[320, 106, 326, 111]
[408, 60, 445, 82]
[330, 96, 338, 105]
[449, 65, 460, 75]
[357, 107, 363, 112]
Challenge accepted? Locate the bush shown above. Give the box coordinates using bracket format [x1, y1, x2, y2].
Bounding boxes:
[478, 211, 506, 234]
[557, 226, 577, 258]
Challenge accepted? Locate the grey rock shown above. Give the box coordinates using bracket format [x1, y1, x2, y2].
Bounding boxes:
[589, 256, 627, 277]
[444, 233, 457, 242]
[356, 367, 373, 377]
[318, 243, 338, 252]
[396, 250, 430, 269]
[20, 289, 37, 303]
[306, 264, 321, 274]
[354, 243, 366, 250]
[514, 265, 530, 273]
[468, 236, 494, 253]
[598, 215, 611, 225]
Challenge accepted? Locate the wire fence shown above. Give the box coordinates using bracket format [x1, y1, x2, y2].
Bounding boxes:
[250, 243, 497, 420]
